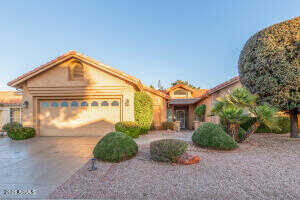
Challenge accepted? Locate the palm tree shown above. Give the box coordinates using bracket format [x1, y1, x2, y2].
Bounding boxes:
[211, 88, 278, 142]
[211, 98, 249, 141]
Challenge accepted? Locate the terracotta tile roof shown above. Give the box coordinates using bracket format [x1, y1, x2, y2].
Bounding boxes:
[207, 76, 240, 95]
[0, 91, 22, 105]
[192, 89, 209, 98]
[142, 85, 170, 99]
[7, 50, 143, 90]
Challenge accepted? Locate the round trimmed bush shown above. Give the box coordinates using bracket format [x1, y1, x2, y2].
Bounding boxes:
[7, 127, 35, 140]
[93, 132, 138, 162]
[2, 122, 23, 132]
[115, 121, 140, 138]
[150, 139, 188, 162]
[192, 123, 238, 150]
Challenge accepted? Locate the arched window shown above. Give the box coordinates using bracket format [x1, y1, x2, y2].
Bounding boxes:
[41, 102, 49, 108]
[101, 101, 109, 106]
[61, 102, 69, 107]
[71, 101, 79, 107]
[111, 101, 119, 106]
[91, 101, 99, 106]
[70, 61, 84, 80]
[174, 89, 187, 95]
[81, 101, 88, 107]
[51, 102, 59, 107]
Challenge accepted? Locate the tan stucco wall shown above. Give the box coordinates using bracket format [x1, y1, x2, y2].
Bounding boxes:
[21, 58, 137, 135]
[0, 109, 10, 129]
[146, 91, 167, 129]
[199, 81, 242, 124]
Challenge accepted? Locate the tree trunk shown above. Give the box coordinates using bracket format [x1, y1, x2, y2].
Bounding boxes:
[239, 121, 260, 143]
[229, 123, 240, 142]
[290, 111, 299, 138]
[224, 119, 231, 137]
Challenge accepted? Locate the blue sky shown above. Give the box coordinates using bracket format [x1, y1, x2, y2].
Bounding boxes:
[0, 0, 299, 91]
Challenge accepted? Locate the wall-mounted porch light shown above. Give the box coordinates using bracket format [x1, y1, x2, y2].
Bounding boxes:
[23, 101, 29, 108]
[125, 99, 130, 107]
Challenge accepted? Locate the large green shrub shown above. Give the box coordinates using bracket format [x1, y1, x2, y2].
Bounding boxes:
[238, 17, 300, 138]
[241, 116, 290, 134]
[150, 139, 188, 162]
[194, 104, 206, 121]
[115, 121, 140, 138]
[134, 92, 153, 134]
[93, 132, 138, 162]
[192, 123, 238, 150]
[275, 116, 291, 134]
[161, 121, 175, 130]
[7, 127, 35, 140]
[2, 122, 23, 132]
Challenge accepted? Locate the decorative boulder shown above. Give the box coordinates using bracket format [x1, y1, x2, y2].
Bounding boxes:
[175, 153, 200, 165]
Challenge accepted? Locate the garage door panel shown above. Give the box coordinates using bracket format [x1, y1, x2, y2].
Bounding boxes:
[39, 99, 121, 136]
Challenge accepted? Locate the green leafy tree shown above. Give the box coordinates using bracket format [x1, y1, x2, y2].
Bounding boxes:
[238, 17, 300, 138]
[171, 80, 199, 89]
[194, 104, 206, 122]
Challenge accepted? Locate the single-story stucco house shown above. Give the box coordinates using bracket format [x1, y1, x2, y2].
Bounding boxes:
[5, 51, 248, 136]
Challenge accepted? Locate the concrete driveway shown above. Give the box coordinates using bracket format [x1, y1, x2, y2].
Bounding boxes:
[0, 136, 100, 199]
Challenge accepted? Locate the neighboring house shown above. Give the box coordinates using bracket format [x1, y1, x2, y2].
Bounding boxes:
[7, 51, 243, 136]
[0, 91, 22, 130]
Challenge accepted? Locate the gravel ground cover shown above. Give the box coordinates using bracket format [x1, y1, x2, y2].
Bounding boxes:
[49, 133, 300, 200]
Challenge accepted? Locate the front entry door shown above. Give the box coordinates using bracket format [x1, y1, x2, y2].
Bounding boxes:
[176, 110, 185, 129]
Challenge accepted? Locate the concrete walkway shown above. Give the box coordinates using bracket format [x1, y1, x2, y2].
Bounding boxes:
[0, 136, 100, 199]
[134, 130, 193, 145]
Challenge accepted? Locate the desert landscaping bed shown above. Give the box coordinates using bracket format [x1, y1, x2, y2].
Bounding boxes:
[49, 133, 300, 200]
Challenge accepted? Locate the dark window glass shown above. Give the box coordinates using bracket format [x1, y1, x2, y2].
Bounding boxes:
[61, 102, 69, 107]
[71, 101, 79, 107]
[91, 101, 99, 106]
[111, 101, 119, 106]
[41, 102, 49, 108]
[51, 102, 59, 107]
[101, 101, 109, 106]
[81, 101, 88, 107]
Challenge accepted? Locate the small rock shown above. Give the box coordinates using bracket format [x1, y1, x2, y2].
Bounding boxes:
[176, 153, 200, 165]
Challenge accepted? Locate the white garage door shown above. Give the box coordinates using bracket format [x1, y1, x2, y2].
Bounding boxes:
[39, 99, 121, 136]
